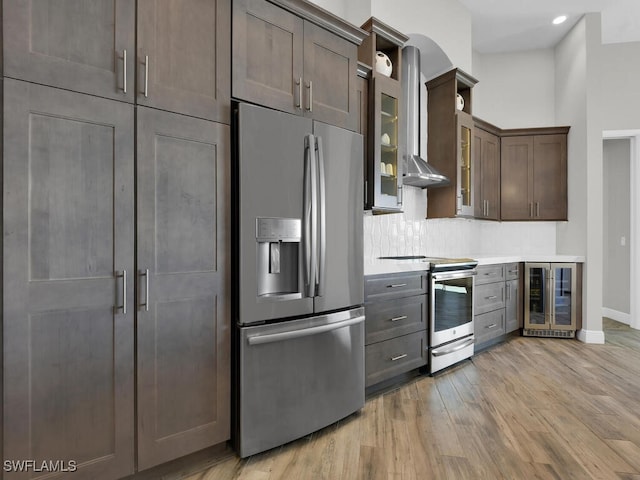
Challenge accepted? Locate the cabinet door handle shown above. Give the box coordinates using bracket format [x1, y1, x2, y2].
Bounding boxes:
[307, 80, 313, 112]
[388, 283, 407, 288]
[140, 269, 150, 312]
[398, 184, 403, 206]
[486, 295, 498, 300]
[390, 315, 408, 322]
[390, 353, 408, 361]
[529, 202, 533, 218]
[536, 202, 540, 217]
[122, 49, 127, 94]
[115, 270, 127, 315]
[486, 323, 497, 329]
[506, 283, 511, 300]
[296, 77, 302, 109]
[144, 55, 150, 98]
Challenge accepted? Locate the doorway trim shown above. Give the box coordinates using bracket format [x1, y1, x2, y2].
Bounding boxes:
[603, 130, 640, 330]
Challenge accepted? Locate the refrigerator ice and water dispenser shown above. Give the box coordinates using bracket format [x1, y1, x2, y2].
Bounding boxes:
[256, 217, 301, 298]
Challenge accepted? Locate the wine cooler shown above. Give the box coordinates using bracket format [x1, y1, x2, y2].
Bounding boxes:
[524, 263, 582, 338]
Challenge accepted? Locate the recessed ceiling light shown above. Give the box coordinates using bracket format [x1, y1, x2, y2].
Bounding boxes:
[553, 15, 568, 25]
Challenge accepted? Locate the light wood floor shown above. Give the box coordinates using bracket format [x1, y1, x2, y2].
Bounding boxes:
[187, 318, 640, 480]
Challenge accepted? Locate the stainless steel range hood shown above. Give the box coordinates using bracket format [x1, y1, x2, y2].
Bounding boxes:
[401, 46, 450, 188]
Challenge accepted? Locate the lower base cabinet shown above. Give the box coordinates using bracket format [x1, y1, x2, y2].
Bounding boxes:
[474, 263, 521, 349]
[2, 80, 230, 479]
[364, 272, 428, 387]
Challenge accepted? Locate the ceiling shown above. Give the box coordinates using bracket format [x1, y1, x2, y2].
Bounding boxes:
[458, 0, 640, 54]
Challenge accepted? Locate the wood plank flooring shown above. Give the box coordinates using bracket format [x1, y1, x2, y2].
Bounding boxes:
[186, 318, 640, 480]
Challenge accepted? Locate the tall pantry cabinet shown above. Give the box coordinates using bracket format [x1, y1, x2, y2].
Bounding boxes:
[2, 1, 231, 478]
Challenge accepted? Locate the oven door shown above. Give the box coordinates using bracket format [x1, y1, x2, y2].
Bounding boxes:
[430, 269, 476, 347]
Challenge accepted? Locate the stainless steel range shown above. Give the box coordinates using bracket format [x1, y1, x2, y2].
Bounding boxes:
[427, 257, 477, 373]
[376, 256, 478, 373]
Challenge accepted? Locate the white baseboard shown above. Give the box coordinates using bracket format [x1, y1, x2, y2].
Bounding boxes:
[602, 307, 631, 325]
[577, 329, 606, 344]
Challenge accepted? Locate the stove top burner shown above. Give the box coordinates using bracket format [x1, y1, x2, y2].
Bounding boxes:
[376, 255, 478, 271]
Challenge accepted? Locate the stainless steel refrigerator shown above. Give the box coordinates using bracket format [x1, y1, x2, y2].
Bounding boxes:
[234, 103, 364, 458]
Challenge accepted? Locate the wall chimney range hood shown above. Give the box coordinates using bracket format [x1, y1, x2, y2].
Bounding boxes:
[401, 46, 450, 188]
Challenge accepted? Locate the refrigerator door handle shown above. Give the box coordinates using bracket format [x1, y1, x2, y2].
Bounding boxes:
[247, 315, 365, 345]
[303, 134, 317, 297]
[316, 135, 326, 297]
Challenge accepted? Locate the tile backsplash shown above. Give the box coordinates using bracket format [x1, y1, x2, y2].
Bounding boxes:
[364, 186, 557, 261]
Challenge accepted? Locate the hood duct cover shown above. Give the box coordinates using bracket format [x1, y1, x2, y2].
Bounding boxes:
[401, 46, 450, 188]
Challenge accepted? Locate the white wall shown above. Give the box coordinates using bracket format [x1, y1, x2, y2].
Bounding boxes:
[603, 139, 631, 317]
[600, 42, 640, 131]
[555, 13, 605, 343]
[472, 49, 556, 128]
[369, 0, 472, 72]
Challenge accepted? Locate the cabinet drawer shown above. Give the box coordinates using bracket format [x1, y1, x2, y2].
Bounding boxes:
[505, 262, 520, 281]
[475, 309, 505, 345]
[365, 272, 428, 302]
[365, 295, 427, 345]
[475, 282, 505, 314]
[475, 264, 505, 285]
[365, 331, 427, 387]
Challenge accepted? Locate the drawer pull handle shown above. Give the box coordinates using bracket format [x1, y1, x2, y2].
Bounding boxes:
[486, 295, 498, 300]
[390, 353, 408, 361]
[486, 323, 498, 329]
[390, 315, 408, 322]
[388, 283, 407, 288]
[484, 272, 497, 276]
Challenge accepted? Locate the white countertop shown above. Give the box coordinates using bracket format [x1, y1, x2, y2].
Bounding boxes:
[364, 254, 585, 276]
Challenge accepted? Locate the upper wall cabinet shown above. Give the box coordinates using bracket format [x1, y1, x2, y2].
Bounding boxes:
[4, 0, 136, 102]
[426, 68, 479, 218]
[473, 119, 501, 220]
[359, 17, 408, 214]
[137, 0, 230, 123]
[501, 128, 569, 221]
[4, 0, 231, 123]
[232, 0, 367, 131]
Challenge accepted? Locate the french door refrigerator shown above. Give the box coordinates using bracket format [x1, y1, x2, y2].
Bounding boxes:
[234, 103, 364, 458]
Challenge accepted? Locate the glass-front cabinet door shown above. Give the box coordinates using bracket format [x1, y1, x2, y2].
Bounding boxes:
[457, 111, 474, 216]
[370, 75, 402, 212]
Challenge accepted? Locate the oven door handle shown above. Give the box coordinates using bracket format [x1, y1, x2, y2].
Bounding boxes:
[431, 337, 475, 357]
[432, 270, 477, 281]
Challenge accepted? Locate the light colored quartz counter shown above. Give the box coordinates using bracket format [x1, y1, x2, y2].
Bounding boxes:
[364, 254, 585, 276]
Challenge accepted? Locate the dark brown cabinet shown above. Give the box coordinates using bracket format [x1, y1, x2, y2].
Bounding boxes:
[357, 63, 371, 208]
[136, 108, 230, 469]
[3, 79, 136, 480]
[359, 17, 408, 213]
[501, 129, 569, 221]
[426, 68, 479, 218]
[137, 0, 231, 123]
[364, 272, 428, 388]
[474, 262, 522, 349]
[232, 0, 364, 131]
[473, 122, 501, 220]
[4, 0, 231, 122]
[505, 263, 522, 334]
[3, 0, 136, 102]
[2, 80, 232, 477]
